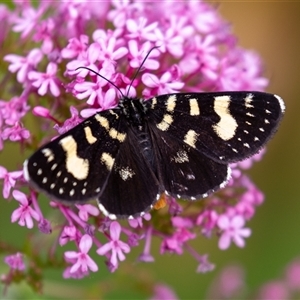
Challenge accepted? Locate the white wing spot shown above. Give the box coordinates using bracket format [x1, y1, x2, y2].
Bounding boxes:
[57, 171, 62, 177]
[184, 130, 198, 148]
[101, 152, 115, 171]
[186, 174, 195, 180]
[119, 166, 135, 181]
[42, 148, 54, 162]
[151, 97, 157, 109]
[59, 188, 64, 194]
[42, 177, 47, 184]
[82, 188, 86, 195]
[51, 163, 57, 171]
[109, 110, 119, 119]
[172, 150, 189, 163]
[243, 143, 250, 148]
[50, 183, 55, 189]
[109, 128, 126, 142]
[212, 95, 238, 140]
[70, 189, 75, 196]
[63, 177, 68, 183]
[95, 115, 109, 130]
[59, 135, 89, 180]
[265, 119, 270, 124]
[259, 128, 265, 132]
[245, 94, 254, 108]
[156, 114, 173, 131]
[189, 98, 200, 116]
[95, 115, 126, 142]
[37, 169, 42, 175]
[84, 126, 97, 144]
[166, 95, 176, 112]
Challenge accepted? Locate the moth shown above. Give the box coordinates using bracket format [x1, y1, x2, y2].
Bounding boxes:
[23, 85, 285, 219]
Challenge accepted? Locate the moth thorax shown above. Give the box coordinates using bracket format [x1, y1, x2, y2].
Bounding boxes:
[121, 98, 147, 126]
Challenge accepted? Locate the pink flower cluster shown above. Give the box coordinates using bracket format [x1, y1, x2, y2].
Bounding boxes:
[1, 0, 269, 289]
[206, 259, 300, 300]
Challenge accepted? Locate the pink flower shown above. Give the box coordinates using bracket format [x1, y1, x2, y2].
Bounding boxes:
[196, 209, 219, 238]
[97, 221, 130, 269]
[4, 48, 43, 83]
[11, 190, 40, 229]
[128, 40, 159, 70]
[64, 234, 98, 274]
[59, 225, 80, 246]
[33, 18, 55, 54]
[53, 106, 82, 134]
[217, 215, 251, 250]
[11, 6, 44, 39]
[128, 213, 151, 228]
[108, 1, 143, 28]
[97, 36, 128, 70]
[142, 70, 184, 97]
[150, 284, 179, 300]
[0, 167, 23, 198]
[285, 259, 300, 290]
[196, 255, 215, 273]
[208, 265, 245, 298]
[138, 227, 154, 263]
[160, 236, 183, 255]
[61, 35, 89, 59]
[38, 218, 52, 234]
[126, 17, 157, 40]
[32, 106, 51, 118]
[66, 42, 101, 77]
[148, 26, 184, 57]
[171, 216, 196, 243]
[76, 204, 99, 221]
[73, 76, 108, 105]
[0, 96, 29, 126]
[2, 122, 30, 142]
[80, 87, 117, 118]
[258, 281, 289, 300]
[4, 252, 25, 271]
[160, 218, 196, 255]
[28, 62, 61, 96]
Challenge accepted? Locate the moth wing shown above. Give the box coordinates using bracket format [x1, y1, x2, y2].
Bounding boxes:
[24, 110, 127, 203]
[97, 126, 161, 219]
[147, 92, 284, 163]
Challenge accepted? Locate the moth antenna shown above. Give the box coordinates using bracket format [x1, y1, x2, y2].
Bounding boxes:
[75, 67, 125, 99]
[126, 45, 160, 97]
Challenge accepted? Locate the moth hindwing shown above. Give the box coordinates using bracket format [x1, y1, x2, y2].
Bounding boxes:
[24, 91, 285, 219]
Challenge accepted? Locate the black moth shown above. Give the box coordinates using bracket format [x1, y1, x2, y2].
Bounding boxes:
[23, 52, 285, 220]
